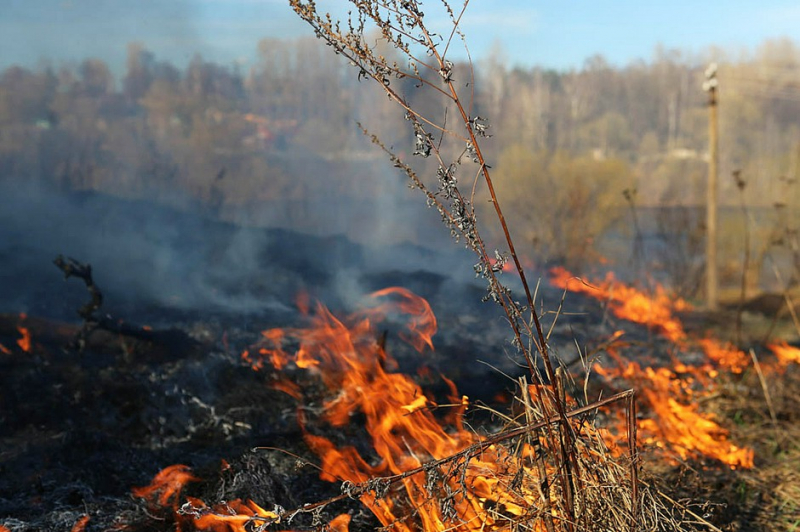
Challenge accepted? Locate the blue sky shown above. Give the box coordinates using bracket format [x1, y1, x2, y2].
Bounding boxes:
[2, 0, 799, 74]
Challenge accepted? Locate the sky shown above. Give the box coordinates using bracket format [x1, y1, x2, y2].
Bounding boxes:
[1, 0, 800, 75]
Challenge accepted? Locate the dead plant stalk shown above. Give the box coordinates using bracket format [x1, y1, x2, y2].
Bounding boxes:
[287, 1, 645, 530]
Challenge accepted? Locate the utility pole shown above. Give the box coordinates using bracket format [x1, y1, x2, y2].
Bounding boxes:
[703, 63, 719, 310]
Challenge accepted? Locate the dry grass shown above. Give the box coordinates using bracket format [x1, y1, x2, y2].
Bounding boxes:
[715, 367, 800, 531]
[501, 377, 692, 532]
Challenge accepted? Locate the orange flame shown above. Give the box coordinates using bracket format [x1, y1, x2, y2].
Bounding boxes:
[550, 267, 688, 343]
[136, 272, 768, 531]
[596, 361, 753, 468]
[70, 515, 90, 532]
[767, 341, 800, 366]
[551, 268, 754, 467]
[328, 513, 352, 532]
[697, 338, 749, 374]
[368, 287, 438, 352]
[173, 496, 346, 532]
[183, 497, 281, 531]
[132, 464, 199, 508]
[237, 287, 555, 530]
[16, 326, 31, 352]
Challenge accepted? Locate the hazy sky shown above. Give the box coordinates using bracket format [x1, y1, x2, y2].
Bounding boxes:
[2, 0, 799, 74]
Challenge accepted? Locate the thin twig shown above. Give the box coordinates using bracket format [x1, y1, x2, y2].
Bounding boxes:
[748, 348, 778, 426]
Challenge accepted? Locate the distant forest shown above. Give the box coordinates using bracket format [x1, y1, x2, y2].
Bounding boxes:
[2, 36, 800, 287]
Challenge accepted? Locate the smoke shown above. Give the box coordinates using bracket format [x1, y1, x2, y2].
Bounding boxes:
[0, 180, 280, 319]
[0, 2, 494, 326]
[0, 177, 480, 326]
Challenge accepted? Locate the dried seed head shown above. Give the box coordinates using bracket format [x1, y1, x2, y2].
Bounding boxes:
[438, 59, 454, 83]
[469, 116, 491, 137]
[466, 140, 479, 163]
[413, 123, 433, 157]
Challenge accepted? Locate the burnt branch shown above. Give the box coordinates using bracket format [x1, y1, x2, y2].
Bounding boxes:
[53, 255, 103, 350]
[53, 255, 199, 356]
[54, 255, 103, 321]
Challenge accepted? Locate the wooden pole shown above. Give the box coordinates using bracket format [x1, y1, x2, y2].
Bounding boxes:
[704, 64, 719, 310]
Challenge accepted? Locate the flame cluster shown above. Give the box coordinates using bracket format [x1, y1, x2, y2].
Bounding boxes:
[132, 464, 199, 510]
[243, 287, 545, 531]
[137, 288, 562, 531]
[550, 267, 751, 374]
[548, 267, 800, 468]
[131, 272, 800, 530]
[767, 341, 800, 366]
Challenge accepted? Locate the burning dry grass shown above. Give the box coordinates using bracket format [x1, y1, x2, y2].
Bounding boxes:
[126, 287, 704, 532]
[3, 1, 794, 529]
[8, 261, 797, 530]
[551, 268, 757, 467]
[550, 267, 800, 530]
[641, 367, 800, 531]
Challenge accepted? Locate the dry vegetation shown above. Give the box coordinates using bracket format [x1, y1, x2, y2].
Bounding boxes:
[275, 2, 800, 530]
[274, 0, 698, 530]
[2, 2, 799, 531]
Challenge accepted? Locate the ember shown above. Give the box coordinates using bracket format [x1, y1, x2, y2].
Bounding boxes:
[70, 515, 90, 532]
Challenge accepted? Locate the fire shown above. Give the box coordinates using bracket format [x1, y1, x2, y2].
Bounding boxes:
[329, 513, 352, 532]
[549, 268, 751, 373]
[11, 312, 32, 352]
[234, 287, 557, 530]
[182, 498, 282, 531]
[697, 338, 749, 374]
[16, 324, 31, 352]
[768, 341, 800, 366]
[368, 287, 438, 352]
[132, 464, 199, 509]
[134, 273, 774, 530]
[70, 515, 90, 532]
[549, 267, 688, 343]
[134, 286, 561, 531]
[551, 268, 754, 467]
[596, 356, 753, 468]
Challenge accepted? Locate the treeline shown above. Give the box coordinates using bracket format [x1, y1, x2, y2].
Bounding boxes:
[2, 37, 799, 285]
